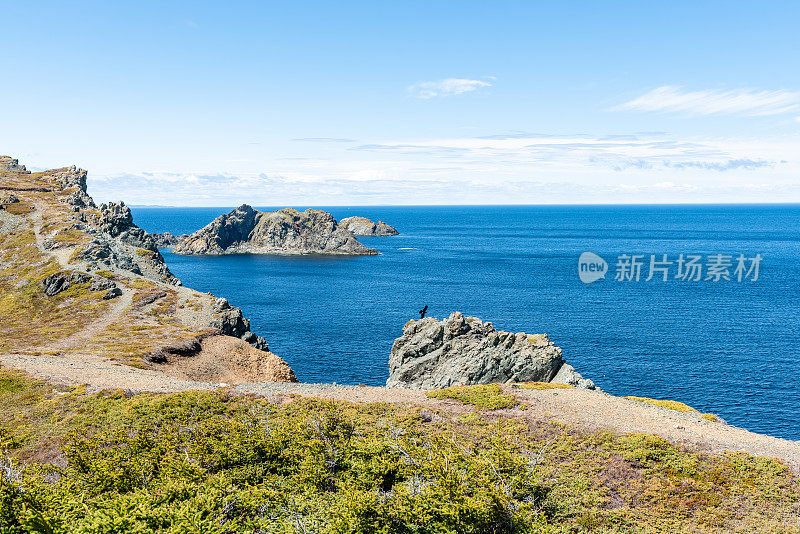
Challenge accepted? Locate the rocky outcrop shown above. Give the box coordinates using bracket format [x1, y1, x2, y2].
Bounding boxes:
[0, 156, 28, 173]
[339, 216, 399, 236]
[41, 271, 117, 297]
[53, 166, 95, 208]
[386, 312, 594, 390]
[551, 363, 595, 389]
[3, 156, 284, 373]
[173, 205, 378, 256]
[209, 298, 270, 351]
[1, 194, 19, 206]
[91, 202, 157, 250]
[151, 232, 188, 248]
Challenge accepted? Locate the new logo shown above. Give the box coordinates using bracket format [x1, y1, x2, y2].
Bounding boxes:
[578, 252, 608, 284]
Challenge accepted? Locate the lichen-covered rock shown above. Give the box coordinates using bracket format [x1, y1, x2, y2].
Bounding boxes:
[53, 166, 95, 208]
[41, 271, 117, 296]
[387, 312, 593, 390]
[0, 156, 28, 173]
[339, 216, 399, 236]
[173, 205, 378, 256]
[91, 202, 156, 251]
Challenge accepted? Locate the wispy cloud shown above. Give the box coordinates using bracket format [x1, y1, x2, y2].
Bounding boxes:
[292, 137, 357, 143]
[408, 78, 492, 99]
[613, 86, 800, 117]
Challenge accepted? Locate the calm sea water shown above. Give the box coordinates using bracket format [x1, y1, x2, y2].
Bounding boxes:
[131, 205, 800, 441]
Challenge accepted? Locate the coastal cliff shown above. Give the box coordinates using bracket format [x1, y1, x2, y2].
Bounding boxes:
[0, 156, 294, 383]
[339, 216, 399, 236]
[387, 311, 594, 389]
[173, 204, 378, 255]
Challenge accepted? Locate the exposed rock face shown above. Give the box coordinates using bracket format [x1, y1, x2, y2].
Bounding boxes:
[92, 202, 157, 250]
[53, 166, 95, 208]
[339, 216, 399, 236]
[173, 205, 378, 256]
[0, 156, 28, 173]
[151, 232, 188, 248]
[209, 298, 270, 351]
[41, 271, 117, 296]
[387, 312, 594, 390]
[4, 155, 283, 371]
[551, 363, 594, 390]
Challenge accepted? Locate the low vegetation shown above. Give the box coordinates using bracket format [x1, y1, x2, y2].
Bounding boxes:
[426, 383, 518, 410]
[1, 369, 798, 533]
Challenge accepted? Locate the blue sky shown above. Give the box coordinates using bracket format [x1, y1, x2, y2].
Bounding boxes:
[2, 1, 800, 205]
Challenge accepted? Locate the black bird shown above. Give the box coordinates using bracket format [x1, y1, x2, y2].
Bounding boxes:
[419, 305, 428, 319]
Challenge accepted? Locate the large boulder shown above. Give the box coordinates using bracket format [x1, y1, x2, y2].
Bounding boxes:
[387, 312, 594, 390]
[173, 205, 378, 256]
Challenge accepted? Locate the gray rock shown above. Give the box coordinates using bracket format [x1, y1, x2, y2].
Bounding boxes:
[209, 301, 270, 352]
[0, 156, 28, 173]
[1, 194, 19, 205]
[103, 287, 122, 300]
[41, 272, 91, 296]
[53, 166, 95, 208]
[387, 312, 590, 390]
[173, 205, 378, 256]
[41, 271, 118, 297]
[339, 216, 399, 236]
[550, 363, 595, 390]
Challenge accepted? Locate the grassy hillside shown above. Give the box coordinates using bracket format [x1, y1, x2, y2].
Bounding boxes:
[1, 367, 798, 533]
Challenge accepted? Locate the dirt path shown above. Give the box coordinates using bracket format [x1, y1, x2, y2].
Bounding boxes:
[33, 290, 134, 353]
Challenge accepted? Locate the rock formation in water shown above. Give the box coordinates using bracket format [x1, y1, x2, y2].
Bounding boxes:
[339, 216, 399, 236]
[173, 204, 378, 256]
[386, 311, 595, 390]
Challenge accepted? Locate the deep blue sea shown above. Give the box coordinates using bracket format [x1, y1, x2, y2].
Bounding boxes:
[131, 205, 800, 441]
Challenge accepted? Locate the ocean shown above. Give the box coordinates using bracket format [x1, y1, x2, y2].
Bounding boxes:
[131, 205, 800, 441]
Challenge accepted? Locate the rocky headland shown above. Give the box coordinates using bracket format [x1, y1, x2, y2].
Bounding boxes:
[387, 311, 594, 389]
[0, 157, 293, 383]
[339, 216, 399, 236]
[172, 204, 378, 255]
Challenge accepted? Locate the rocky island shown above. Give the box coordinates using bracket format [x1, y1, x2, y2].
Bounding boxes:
[339, 215, 399, 236]
[172, 204, 378, 255]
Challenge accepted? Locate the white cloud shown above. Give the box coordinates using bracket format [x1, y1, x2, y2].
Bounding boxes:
[613, 86, 800, 117]
[408, 78, 491, 99]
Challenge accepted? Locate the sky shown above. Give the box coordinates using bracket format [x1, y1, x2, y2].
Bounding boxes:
[2, 1, 800, 205]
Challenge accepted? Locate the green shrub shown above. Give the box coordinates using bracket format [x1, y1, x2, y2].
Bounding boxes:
[426, 384, 517, 410]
